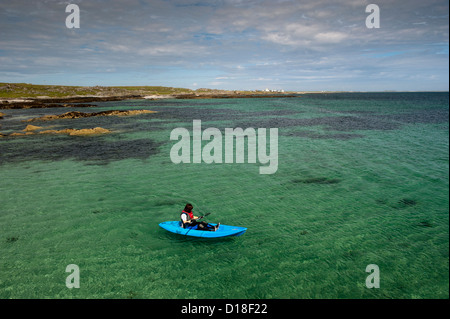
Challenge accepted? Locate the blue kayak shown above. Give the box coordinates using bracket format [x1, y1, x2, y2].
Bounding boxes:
[159, 221, 247, 238]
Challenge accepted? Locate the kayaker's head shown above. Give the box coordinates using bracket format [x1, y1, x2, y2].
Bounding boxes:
[184, 203, 193, 212]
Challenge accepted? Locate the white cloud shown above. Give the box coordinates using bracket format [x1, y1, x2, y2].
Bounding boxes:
[0, 0, 448, 90]
[314, 31, 348, 43]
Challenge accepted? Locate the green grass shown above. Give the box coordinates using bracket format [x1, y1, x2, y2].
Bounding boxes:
[0, 83, 297, 99]
[0, 83, 193, 99]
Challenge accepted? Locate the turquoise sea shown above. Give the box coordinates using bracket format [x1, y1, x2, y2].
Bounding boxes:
[0, 93, 448, 299]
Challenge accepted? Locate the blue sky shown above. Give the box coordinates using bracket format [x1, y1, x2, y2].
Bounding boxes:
[0, 0, 448, 91]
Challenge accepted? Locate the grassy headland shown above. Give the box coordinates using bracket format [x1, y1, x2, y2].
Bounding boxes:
[0, 83, 298, 137]
[0, 82, 193, 99]
[0, 83, 298, 109]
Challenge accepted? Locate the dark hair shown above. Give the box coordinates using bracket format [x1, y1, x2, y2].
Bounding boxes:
[184, 203, 193, 212]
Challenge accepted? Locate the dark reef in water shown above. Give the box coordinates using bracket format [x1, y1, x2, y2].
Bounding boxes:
[2, 93, 448, 165]
[416, 220, 433, 228]
[378, 197, 421, 210]
[237, 115, 402, 133]
[398, 198, 418, 207]
[6, 236, 19, 243]
[0, 136, 162, 165]
[392, 198, 419, 209]
[287, 130, 364, 140]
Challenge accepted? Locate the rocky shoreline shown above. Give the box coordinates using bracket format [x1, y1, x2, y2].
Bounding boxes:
[0, 95, 141, 110]
[0, 92, 298, 109]
[0, 84, 299, 137]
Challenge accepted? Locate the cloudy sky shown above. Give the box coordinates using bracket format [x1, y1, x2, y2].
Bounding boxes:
[0, 0, 448, 91]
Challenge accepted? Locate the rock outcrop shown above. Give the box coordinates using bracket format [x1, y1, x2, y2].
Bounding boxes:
[23, 124, 43, 132]
[39, 127, 111, 136]
[2, 126, 111, 137]
[9, 132, 34, 137]
[26, 109, 156, 122]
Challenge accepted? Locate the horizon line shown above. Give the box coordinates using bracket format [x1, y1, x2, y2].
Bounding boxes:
[1, 82, 448, 94]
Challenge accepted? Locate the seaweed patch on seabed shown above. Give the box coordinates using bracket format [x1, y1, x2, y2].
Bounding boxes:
[6, 236, 19, 243]
[0, 136, 163, 165]
[391, 198, 419, 209]
[385, 109, 449, 125]
[287, 130, 365, 140]
[415, 220, 434, 228]
[149, 106, 303, 124]
[236, 114, 402, 135]
[150, 106, 250, 122]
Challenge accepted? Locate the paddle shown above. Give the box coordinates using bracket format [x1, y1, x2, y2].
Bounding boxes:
[185, 212, 211, 235]
[196, 212, 210, 220]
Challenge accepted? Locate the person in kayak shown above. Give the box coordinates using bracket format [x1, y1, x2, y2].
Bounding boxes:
[180, 203, 219, 231]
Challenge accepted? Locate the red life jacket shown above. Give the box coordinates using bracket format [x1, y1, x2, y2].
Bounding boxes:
[181, 210, 194, 221]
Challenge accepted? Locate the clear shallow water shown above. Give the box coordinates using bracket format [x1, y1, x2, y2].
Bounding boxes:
[0, 93, 448, 298]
